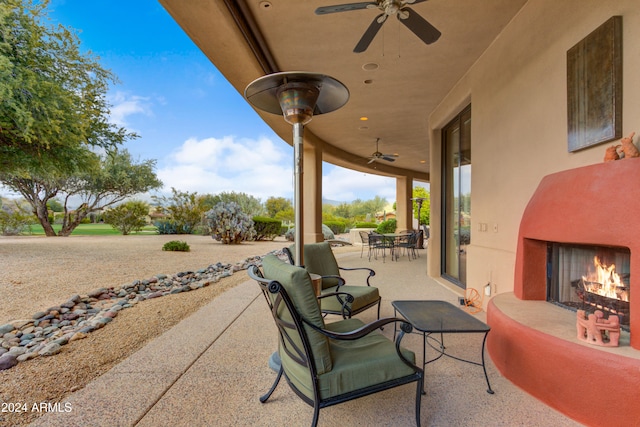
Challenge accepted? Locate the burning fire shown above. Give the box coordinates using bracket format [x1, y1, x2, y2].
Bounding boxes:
[582, 256, 629, 302]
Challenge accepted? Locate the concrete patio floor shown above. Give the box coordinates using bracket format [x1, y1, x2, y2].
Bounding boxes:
[30, 247, 583, 426]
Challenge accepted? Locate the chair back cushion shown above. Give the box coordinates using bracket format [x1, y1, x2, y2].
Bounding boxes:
[303, 242, 341, 289]
[261, 255, 333, 374]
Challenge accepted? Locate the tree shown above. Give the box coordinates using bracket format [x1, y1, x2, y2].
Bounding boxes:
[1, 149, 162, 236]
[0, 0, 135, 174]
[103, 200, 149, 235]
[152, 188, 208, 234]
[264, 196, 292, 218]
[412, 186, 430, 225]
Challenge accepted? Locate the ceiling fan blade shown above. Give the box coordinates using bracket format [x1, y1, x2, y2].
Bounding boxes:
[381, 156, 396, 162]
[397, 7, 441, 45]
[367, 157, 376, 164]
[315, 2, 377, 15]
[354, 14, 385, 53]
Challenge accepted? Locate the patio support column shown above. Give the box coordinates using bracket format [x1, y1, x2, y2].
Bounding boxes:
[396, 175, 413, 231]
[303, 138, 324, 243]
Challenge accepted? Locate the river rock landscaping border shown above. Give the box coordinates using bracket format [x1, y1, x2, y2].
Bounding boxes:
[0, 251, 281, 371]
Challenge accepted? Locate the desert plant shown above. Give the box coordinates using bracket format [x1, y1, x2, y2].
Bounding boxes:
[0, 203, 35, 235]
[285, 224, 335, 241]
[205, 202, 256, 244]
[103, 200, 150, 235]
[376, 218, 397, 234]
[162, 240, 190, 252]
[252, 216, 282, 241]
[354, 222, 378, 229]
[324, 220, 346, 235]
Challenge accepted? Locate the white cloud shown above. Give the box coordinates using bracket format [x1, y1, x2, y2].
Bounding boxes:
[157, 135, 293, 201]
[108, 92, 153, 127]
[322, 167, 396, 203]
[157, 136, 404, 204]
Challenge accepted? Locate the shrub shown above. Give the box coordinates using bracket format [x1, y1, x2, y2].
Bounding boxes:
[324, 220, 346, 235]
[205, 202, 256, 244]
[162, 240, 190, 252]
[253, 216, 282, 241]
[103, 200, 149, 235]
[285, 224, 335, 241]
[154, 219, 178, 234]
[0, 205, 34, 236]
[354, 222, 378, 229]
[376, 218, 397, 234]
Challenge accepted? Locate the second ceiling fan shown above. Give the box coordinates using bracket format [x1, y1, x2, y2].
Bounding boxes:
[367, 138, 398, 164]
[315, 0, 441, 53]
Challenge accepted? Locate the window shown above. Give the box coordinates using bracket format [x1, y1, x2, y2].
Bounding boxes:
[442, 105, 471, 288]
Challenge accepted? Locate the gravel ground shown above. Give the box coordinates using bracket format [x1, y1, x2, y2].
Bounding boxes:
[0, 234, 350, 426]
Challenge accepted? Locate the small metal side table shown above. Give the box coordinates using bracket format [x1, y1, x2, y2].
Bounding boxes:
[392, 300, 494, 395]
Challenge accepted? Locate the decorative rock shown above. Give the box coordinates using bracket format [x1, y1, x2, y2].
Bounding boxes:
[69, 332, 88, 342]
[0, 353, 18, 370]
[0, 323, 15, 335]
[87, 288, 107, 297]
[0, 252, 276, 371]
[11, 320, 33, 330]
[39, 343, 62, 356]
[17, 352, 38, 362]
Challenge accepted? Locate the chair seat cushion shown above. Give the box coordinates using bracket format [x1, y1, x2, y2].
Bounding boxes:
[286, 317, 416, 400]
[320, 285, 380, 314]
[320, 324, 416, 400]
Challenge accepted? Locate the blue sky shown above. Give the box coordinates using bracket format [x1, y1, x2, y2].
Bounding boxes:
[12, 0, 401, 205]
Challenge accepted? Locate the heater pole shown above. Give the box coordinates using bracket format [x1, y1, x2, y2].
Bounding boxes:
[293, 122, 304, 266]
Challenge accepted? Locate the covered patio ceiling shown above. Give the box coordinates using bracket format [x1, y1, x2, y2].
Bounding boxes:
[158, 0, 528, 182]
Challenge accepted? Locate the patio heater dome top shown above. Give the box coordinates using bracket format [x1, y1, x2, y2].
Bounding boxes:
[244, 71, 349, 124]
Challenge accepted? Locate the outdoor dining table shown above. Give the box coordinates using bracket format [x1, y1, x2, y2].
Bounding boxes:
[382, 233, 415, 261]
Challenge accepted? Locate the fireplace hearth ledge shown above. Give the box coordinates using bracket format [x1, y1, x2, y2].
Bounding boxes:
[488, 292, 639, 427]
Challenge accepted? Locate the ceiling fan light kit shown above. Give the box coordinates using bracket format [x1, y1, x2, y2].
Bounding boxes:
[316, 0, 441, 53]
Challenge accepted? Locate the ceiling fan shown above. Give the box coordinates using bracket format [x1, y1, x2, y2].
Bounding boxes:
[367, 138, 399, 164]
[315, 0, 441, 53]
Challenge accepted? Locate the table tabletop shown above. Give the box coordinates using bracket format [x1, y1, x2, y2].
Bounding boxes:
[392, 300, 490, 333]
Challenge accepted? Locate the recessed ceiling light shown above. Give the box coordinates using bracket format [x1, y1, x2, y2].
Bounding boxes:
[259, 1, 272, 9]
[360, 116, 368, 121]
[420, 160, 426, 164]
[362, 63, 379, 71]
[364, 79, 373, 84]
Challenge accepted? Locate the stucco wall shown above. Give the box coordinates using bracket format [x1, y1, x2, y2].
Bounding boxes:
[428, 0, 640, 306]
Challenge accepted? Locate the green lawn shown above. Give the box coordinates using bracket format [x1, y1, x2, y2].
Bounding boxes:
[23, 223, 158, 236]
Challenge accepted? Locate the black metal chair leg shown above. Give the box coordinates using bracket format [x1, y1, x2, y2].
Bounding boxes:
[311, 402, 320, 427]
[415, 377, 423, 427]
[260, 365, 283, 403]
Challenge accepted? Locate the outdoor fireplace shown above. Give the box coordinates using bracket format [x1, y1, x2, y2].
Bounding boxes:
[513, 157, 640, 349]
[547, 243, 630, 331]
[487, 158, 640, 426]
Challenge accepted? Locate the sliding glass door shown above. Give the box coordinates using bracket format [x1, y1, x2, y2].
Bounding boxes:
[442, 106, 471, 288]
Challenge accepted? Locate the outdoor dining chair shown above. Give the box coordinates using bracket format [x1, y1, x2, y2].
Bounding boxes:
[248, 255, 423, 427]
[284, 242, 381, 320]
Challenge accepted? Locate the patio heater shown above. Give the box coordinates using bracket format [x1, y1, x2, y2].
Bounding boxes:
[411, 197, 428, 249]
[245, 72, 349, 266]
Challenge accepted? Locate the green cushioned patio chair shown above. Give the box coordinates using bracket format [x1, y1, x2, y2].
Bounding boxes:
[284, 242, 381, 320]
[248, 255, 423, 427]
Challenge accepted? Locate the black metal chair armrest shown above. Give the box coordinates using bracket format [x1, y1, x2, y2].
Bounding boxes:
[337, 266, 376, 286]
[318, 291, 354, 318]
[305, 317, 420, 371]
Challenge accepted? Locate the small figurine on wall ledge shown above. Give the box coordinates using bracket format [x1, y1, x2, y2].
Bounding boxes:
[576, 309, 620, 347]
[604, 131, 638, 161]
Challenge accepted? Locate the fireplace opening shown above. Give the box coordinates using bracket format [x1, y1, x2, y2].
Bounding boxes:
[547, 243, 630, 332]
